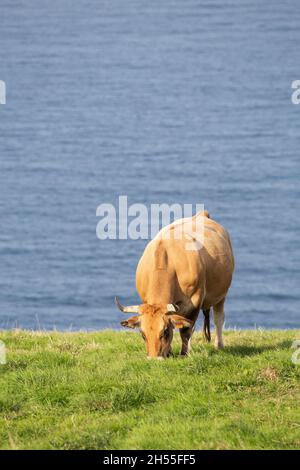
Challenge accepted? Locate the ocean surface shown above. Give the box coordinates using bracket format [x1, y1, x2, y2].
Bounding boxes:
[1, 1, 299, 330]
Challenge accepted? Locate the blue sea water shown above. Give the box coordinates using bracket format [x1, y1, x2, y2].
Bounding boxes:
[0, 0, 299, 330]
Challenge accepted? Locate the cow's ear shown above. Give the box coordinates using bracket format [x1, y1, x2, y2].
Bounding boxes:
[120, 315, 141, 329]
[169, 314, 193, 329]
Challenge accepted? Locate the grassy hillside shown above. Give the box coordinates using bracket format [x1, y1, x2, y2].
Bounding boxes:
[0, 329, 299, 450]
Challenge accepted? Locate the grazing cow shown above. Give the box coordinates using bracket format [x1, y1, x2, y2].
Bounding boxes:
[116, 210, 234, 358]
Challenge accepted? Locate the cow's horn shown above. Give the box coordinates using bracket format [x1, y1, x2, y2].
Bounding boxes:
[166, 304, 180, 313]
[115, 296, 141, 314]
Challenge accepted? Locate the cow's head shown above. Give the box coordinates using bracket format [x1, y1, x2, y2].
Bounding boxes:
[115, 297, 193, 358]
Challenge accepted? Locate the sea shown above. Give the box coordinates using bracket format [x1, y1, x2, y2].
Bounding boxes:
[0, 0, 299, 330]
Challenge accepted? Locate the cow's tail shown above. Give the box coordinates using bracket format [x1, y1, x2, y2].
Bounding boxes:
[202, 309, 211, 342]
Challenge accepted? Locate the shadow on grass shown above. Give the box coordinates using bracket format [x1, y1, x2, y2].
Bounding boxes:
[223, 340, 292, 357]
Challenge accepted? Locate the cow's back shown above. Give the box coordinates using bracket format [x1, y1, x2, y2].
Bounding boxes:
[136, 212, 234, 311]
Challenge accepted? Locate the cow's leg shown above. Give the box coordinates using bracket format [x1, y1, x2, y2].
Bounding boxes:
[213, 299, 225, 349]
[179, 294, 202, 356]
[179, 325, 194, 356]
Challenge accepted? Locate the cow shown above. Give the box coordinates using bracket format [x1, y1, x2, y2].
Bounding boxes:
[115, 210, 234, 358]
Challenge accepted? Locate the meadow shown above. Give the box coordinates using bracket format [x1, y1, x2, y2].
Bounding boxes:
[0, 329, 299, 450]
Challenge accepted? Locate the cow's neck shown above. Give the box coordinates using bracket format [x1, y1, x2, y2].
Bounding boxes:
[147, 269, 175, 304]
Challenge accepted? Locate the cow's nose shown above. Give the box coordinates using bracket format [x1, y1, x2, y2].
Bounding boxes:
[147, 356, 164, 360]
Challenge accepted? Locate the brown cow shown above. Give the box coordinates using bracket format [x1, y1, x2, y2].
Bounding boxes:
[116, 210, 234, 358]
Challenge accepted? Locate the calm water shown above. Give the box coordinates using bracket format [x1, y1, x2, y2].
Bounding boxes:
[1, 1, 300, 330]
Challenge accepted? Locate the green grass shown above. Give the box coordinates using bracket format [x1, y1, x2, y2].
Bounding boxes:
[0, 329, 299, 450]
